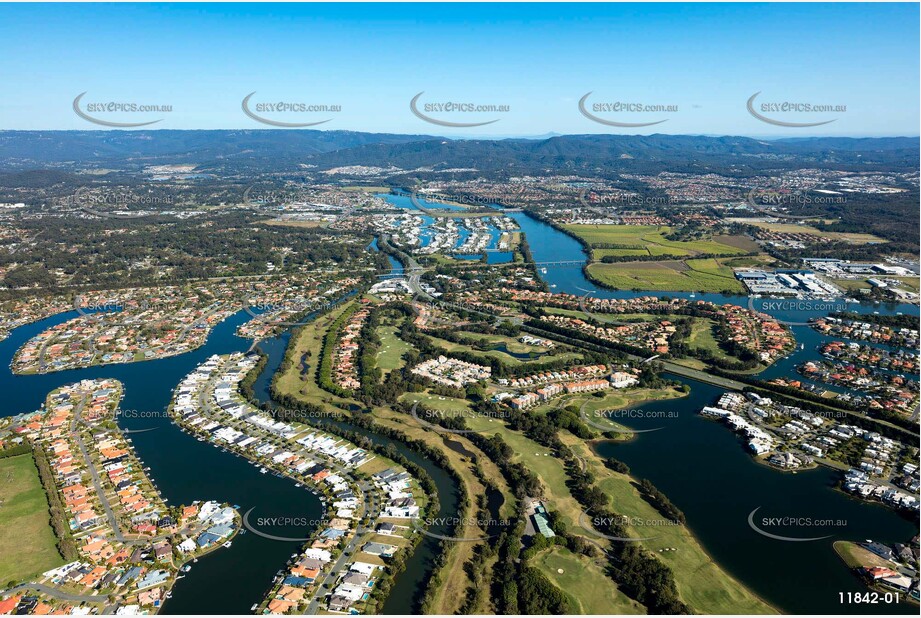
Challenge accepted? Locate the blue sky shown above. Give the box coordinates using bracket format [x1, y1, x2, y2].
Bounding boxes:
[0, 3, 917, 136]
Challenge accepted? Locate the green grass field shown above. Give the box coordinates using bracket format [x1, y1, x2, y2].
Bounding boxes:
[713, 234, 762, 252]
[686, 318, 722, 353]
[834, 276, 921, 293]
[464, 415, 590, 536]
[533, 546, 645, 615]
[831, 278, 873, 291]
[0, 454, 65, 584]
[376, 323, 412, 375]
[594, 247, 658, 259]
[399, 391, 472, 413]
[891, 276, 921, 292]
[720, 254, 777, 268]
[454, 332, 551, 355]
[564, 224, 747, 259]
[273, 301, 358, 408]
[425, 333, 583, 366]
[563, 387, 687, 429]
[340, 186, 392, 193]
[561, 434, 776, 614]
[461, 413, 774, 614]
[544, 307, 688, 324]
[366, 405, 513, 614]
[586, 258, 745, 293]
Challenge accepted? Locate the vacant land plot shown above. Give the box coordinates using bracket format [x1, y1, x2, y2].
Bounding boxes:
[834, 540, 893, 569]
[721, 254, 777, 268]
[713, 234, 761, 252]
[564, 224, 747, 259]
[586, 259, 745, 293]
[891, 276, 921, 292]
[686, 318, 722, 354]
[832, 278, 873, 291]
[533, 546, 644, 615]
[746, 221, 886, 244]
[0, 454, 65, 584]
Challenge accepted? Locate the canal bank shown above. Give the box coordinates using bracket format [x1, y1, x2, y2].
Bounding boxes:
[9, 274, 462, 614]
[248, 326, 465, 614]
[1, 200, 916, 615]
[494, 205, 918, 613]
[592, 378, 917, 614]
[0, 310, 324, 615]
[0, 311, 332, 614]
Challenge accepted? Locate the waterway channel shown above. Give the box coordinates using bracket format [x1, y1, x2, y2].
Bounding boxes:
[0, 310, 323, 614]
[509, 208, 919, 614]
[1, 296, 465, 614]
[1, 201, 917, 614]
[382, 194, 920, 613]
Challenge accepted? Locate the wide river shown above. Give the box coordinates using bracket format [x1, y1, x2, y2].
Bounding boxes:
[1, 204, 917, 614]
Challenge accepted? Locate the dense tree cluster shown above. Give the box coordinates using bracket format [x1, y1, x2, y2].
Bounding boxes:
[1, 211, 373, 290]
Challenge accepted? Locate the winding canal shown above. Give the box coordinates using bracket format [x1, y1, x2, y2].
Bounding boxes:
[247, 329, 463, 614]
[1, 201, 917, 614]
[0, 310, 323, 614]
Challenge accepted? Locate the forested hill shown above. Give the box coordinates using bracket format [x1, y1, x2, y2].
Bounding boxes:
[1, 131, 916, 175]
[302, 134, 919, 176]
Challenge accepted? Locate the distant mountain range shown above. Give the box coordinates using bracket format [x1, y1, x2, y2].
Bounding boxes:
[0, 130, 917, 175]
[0, 130, 428, 167]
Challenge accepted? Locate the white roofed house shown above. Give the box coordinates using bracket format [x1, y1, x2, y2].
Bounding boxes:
[349, 562, 377, 576]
